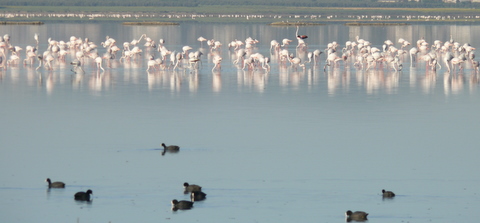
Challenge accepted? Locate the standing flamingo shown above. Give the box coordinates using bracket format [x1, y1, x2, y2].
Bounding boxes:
[158, 39, 166, 48]
[313, 49, 322, 65]
[242, 56, 255, 70]
[295, 25, 308, 40]
[130, 34, 146, 47]
[409, 47, 419, 66]
[95, 56, 105, 71]
[35, 55, 43, 70]
[233, 49, 246, 66]
[7, 54, 20, 66]
[182, 46, 192, 58]
[260, 57, 270, 71]
[173, 52, 183, 70]
[189, 51, 203, 69]
[44, 54, 55, 70]
[270, 40, 280, 53]
[443, 52, 454, 72]
[146, 55, 157, 72]
[212, 55, 222, 72]
[289, 57, 305, 70]
[307, 52, 313, 63]
[4, 34, 10, 46]
[324, 52, 343, 71]
[109, 44, 121, 59]
[472, 60, 479, 73]
[295, 25, 307, 49]
[212, 41, 222, 51]
[34, 33, 39, 46]
[24, 50, 37, 65]
[197, 36, 207, 47]
[281, 38, 292, 48]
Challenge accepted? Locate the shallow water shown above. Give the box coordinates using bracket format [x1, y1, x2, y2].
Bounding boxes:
[0, 22, 479, 223]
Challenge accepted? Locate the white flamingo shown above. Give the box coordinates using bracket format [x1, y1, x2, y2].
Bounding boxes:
[409, 47, 419, 66]
[130, 34, 146, 46]
[281, 38, 292, 48]
[197, 36, 207, 47]
[270, 40, 280, 52]
[34, 33, 39, 46]
[146, 55, 157, 72]
[95, 56, 105, 72]
[212, 55, 222, 72]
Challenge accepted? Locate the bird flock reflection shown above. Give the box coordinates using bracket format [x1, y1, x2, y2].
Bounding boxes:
[0, 27, 478, 95]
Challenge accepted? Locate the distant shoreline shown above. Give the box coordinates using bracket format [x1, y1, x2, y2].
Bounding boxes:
[0, 6, 479, 23]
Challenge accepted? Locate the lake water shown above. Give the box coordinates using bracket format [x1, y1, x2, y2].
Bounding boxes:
[0, 22, 479, 223]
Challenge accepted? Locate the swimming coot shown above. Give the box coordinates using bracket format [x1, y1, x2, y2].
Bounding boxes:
[161, 143, 180, 151]
[45, 178, 65, 188]
[171, 199, 193, 211]
[190, 191, 207, 202]
[161, 143, 180, 155]
[74, 189, 93, 201]
[183, 182, 202, 194]
[382, 189, 395, 197]
[345, 210, 368, 222]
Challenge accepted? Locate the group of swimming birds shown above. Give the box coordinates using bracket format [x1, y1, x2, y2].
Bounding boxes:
[160, 143, 208, 210]
[44, 143, 206, 211]
[46, 177, 206, 211]
[45, 178, 92, 201]
[343, 189, 395, 222]
[46, 142, 396, 221]
[0, 29, 478, 74]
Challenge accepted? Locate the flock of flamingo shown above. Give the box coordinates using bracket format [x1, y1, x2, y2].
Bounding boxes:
[2, 12, 479, 22]
[0, 26, 478, 76]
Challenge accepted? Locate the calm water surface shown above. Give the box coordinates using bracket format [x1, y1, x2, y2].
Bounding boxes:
[0, 22, 479, 223]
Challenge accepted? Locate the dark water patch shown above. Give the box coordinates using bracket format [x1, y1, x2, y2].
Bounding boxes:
[345, 22, 410, 26]
[118, 147, 207, 152]
[123, 22, 179, 26]
[0, 186, 48, 191]
[0, 21, 44, 25]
